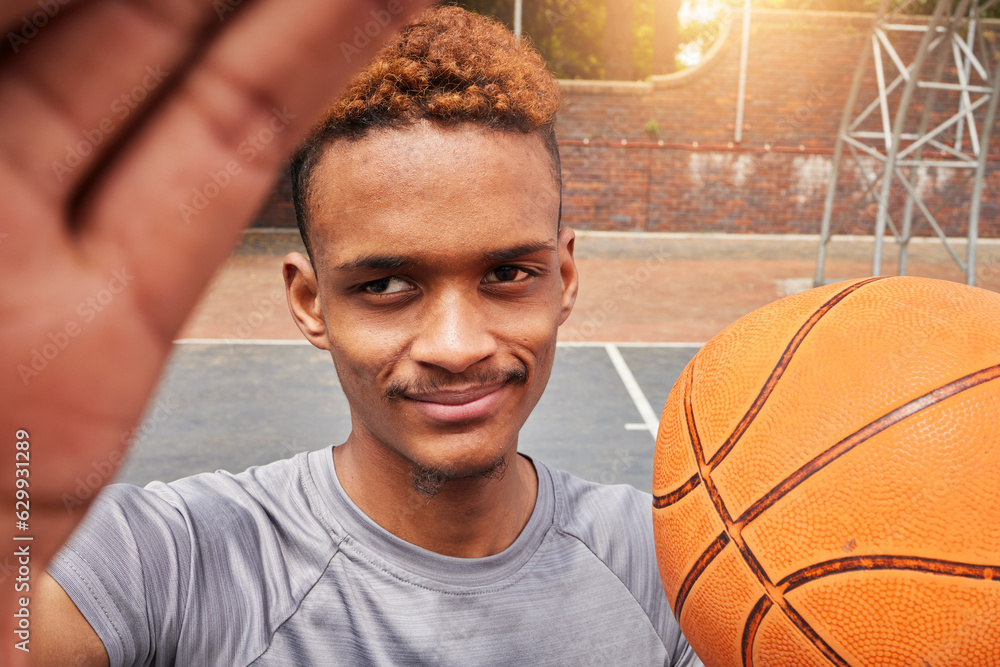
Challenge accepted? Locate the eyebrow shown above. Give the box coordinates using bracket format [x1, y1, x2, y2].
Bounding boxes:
[482, 240, 558, 263]
[334, 241, 558, 272]
[333, 255, 413, 272]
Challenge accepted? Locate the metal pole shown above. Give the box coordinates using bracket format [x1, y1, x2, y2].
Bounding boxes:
[734, 0, 752, 144]
[965, 54, 1000, 286]
[872, 0, 951, 277]
[514, 0, 523, 37]
[815, 0, 888, 287]
[954, 8, 977, 151]
[899, 21, 952, 276]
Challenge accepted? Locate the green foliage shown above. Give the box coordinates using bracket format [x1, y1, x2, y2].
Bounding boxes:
[453, 0, 607, 79]
[633, 0, 656, 81]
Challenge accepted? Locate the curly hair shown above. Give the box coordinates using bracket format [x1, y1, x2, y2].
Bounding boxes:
[290, 5, 563, 256]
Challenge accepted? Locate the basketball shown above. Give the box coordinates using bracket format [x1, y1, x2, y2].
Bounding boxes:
[651, 276, 1000, 666]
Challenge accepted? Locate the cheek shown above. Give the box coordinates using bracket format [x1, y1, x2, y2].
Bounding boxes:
[325, 330, 396, 398]
[504, 298, 562, 344]
[321, 296, 408, 366]
[504, 319, 559, 389]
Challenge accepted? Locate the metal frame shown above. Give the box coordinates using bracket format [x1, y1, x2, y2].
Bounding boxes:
[816, 0, 1000, 286]
[734, 0, 753, 144]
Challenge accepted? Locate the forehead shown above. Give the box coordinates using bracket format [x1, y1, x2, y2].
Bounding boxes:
[306, 123, 560, 269]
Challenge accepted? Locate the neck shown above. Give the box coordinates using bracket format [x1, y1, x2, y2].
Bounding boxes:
[333, 439, 538, 558]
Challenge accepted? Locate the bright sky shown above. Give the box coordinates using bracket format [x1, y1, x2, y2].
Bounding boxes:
[677, 0, 728, 67]
[679, 0, 727, 24]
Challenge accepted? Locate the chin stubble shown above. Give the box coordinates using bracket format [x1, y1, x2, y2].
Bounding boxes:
[410, 452, 510, 498]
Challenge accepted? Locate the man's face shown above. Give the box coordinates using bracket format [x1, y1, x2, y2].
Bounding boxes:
[286, 122, 577, 485]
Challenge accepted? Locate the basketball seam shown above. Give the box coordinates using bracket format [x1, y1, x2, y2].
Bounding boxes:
[652, 474, 700, 509]
[741, 596, 771, 667]
[778, 555, 1000, 592]
[706, 276, 887, 472]
[673, 531, 729, 620]
[736, 362, 1000, 529]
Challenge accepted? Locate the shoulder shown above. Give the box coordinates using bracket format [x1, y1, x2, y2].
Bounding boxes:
[157, 451, 310, 523]
[50, 450, 341, 667]
[92, 450, 316, 531]
[96, 450, 342, 576]
[56, 449, 326, 585]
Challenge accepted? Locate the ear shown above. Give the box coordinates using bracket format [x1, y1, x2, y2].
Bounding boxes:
[283, 252, 330, 351]
[556, 227, 578, 326]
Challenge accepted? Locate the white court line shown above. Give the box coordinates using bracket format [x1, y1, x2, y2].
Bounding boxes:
[175, 338, 705, 347]
[604, 343, 660, 439]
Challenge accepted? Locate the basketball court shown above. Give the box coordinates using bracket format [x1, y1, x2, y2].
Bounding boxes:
[115, 230, 1000, 493]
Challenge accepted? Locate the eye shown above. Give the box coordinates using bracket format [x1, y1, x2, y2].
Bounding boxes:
[362, 276, 412, 295]
[484, 265, 531, 283]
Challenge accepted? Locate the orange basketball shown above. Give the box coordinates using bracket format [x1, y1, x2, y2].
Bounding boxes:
[652, 276, 1000, 667]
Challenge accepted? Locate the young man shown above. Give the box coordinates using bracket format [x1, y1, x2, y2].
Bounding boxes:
[32, 6, 701, 666]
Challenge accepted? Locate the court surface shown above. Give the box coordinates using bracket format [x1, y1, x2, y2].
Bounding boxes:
[115, 341, 700, 494]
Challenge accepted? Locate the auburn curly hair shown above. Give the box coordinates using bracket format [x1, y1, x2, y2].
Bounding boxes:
[290, 4, 563, 255]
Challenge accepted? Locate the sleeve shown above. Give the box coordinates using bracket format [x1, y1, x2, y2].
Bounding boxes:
[667, 631, 705, 667]
[47, 483, 193, 667]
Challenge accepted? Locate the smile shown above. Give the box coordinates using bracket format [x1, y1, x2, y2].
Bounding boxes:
[404, 384, 507, 423]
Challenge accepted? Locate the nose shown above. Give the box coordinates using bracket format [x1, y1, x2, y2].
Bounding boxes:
[409, 288, 498, 374]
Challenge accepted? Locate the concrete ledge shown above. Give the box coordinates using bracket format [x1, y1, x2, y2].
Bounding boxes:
[559, 79, 652, 96]
[571, 229, 1000, 266]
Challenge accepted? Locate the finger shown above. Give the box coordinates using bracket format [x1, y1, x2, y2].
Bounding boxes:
[80, 0, 432, 340]
[0, 0, 222, 203]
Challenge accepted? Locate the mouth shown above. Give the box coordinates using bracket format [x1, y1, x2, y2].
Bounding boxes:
[404, 383, 507, 423]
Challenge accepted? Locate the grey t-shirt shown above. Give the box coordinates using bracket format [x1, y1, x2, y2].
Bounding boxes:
[50, 447, 702, 666]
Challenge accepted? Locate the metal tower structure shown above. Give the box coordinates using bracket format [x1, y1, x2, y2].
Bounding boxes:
[815, 0, 1000, 287]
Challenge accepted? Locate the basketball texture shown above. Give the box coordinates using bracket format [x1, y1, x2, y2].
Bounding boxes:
[652, 276, 1000, 667]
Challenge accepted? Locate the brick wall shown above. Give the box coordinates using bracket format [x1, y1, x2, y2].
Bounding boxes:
[253, 9, 1000, 237]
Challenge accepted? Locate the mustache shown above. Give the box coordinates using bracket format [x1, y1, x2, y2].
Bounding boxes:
[385, 363, 529, 400]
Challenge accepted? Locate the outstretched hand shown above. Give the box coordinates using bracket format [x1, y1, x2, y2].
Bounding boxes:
[0, 1, 430, 662]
